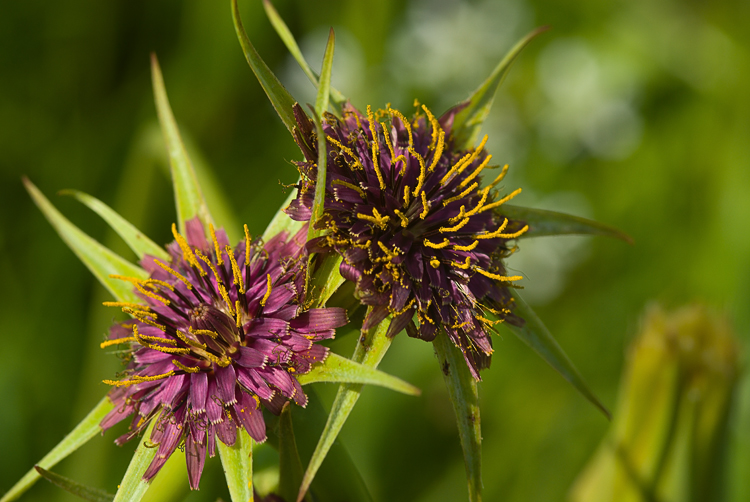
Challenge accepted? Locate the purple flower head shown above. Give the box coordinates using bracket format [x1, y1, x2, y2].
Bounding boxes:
[286, 102, 527, 379]
[99, 217, 347, 489]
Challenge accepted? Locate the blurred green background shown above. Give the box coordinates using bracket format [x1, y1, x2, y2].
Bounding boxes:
[1, 0, 749, 500]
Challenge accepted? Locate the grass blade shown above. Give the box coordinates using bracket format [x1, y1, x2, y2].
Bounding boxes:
[261, 0, 346, 107]
[433, 332, 482, 502]
[501, 204, 633, 243]
[232, 0, 297, 135]
[505, 289, 611, 419]
[151, 54, 212, 234]
[299, 352, 420, 396]
[60, 190, 169, 261]
[297, 315, 393, 502]
[314, 28, 334, 119]
[278, 403, 307, 502]
[0, 397, 114, 502]
[451, 26, 549, 150]
[34, 467, 114, 502]
[262, 189, 306, 242]
[112, 417, 160, 502]
[308, 254, 345, 308]
[217, 429, 254, 502]
[24, 178, 146, 304]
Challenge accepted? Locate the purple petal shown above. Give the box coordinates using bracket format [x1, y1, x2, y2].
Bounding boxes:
[185, 217, 208, 254]
[362, 305, 389, 331]
[236, 368, 274, 400]
[290, 308, 348, 331]
[214, 412, 237, 446]
[234, 392, 267, 442]
[143, 408, 186, 481]
[258, 367, 295, 397]
[244, 318, 289, 338]
[235, 346, 267, 369]
[386, 309, 415, 338]
[206, 378, 223, 424]
[189, 372, 208, 413]
[185, 432, 206, 490]
[215, 365, 237, 405]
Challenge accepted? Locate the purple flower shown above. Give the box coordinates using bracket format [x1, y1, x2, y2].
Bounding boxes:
[286, 102, 527, 379]
[99, 217, 347, 489]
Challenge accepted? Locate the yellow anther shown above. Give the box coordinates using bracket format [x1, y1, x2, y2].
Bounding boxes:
[393, 298, 416, 316]
[424, 238, 451, 249]
[227, 245, 245, 294]
[102, 301, 148, 310]
[476, 315, 502, 327]
[480, 188, 523, 213]
[133, 326, 189, 354]
[380, 121, 396, 161]
[260, 274, 273, 307]
[175, 329, 206, 349]
[100, 336, 136, 349]
[356, 209, 391, 230]
[428, 130, 445, 172]
[103, 371, 176, 387]
[421, 104, 439, 150]
[476, 218, 508, 239]
[463, 188, 490, 218]
[189, 327, 218, 339]
[453, 240, 479, 252]
[218, 284, 235, 316]
[172, 224, 202, 271]
[410, 147, 427, 196]
[460, 154, 492, 188]
[235, 300, 243, 327]
[440, 135, 488, 185]
[145, 278, 175, 291]
[172, 360, 201, 373]
[134, 282, 170, 306]
[449, 206, 467, 224]
[442, 182, 479, 206]
[209, 224, 223, 266]
[393, 209, 409, 227]
[419, 192, 430, 219]
[195, 249, 223, 288]
[326, 136, 363, 169]
[367, 106, 386, 190]
[377, 241, 397, 259]
[440, 217, 470, 233]
[429, 258, 440, 268]
[332, 179, 366, 198]
[389, 107, 413, 147]
[452, 257, 472, 270]
[473, 267, 523, 282]
[153, 260, 193, 290]
[403, 185, 411, 207]
[486, 164, 509, 190]
[244, 224, 252, 266]
[452, 320, 471, 330]
[352, 239, 371, 249]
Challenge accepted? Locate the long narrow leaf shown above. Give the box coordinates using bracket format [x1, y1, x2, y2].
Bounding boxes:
[308, 254, 345, 308]
[232, 0, 297, 135]
[112, 416, 160, 502]
[299, 352, 420, 395]
[60, 190, 169, 261]
[505, 289, 611, 419]
[500, 204, 633, 243]
[433, 333, 482, 502]
[297, 315, 393, 502]
[217, 429, 254, 502]
[278, 403, 307, 502]
[305, 110, 331, 292]
[314, 28, 335, 118]
[151, 54, 212, 234]
[451, 26, 549, 149]
[289, 389, 374, 502]
[0, 397, 114, 502]
[34, 467, 114, 502]
[24, 178, 146, 304]
[261, 0, 346, 107]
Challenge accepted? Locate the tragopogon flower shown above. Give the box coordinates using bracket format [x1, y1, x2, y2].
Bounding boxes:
[99, 217, 347, 489]
[286, 102, 527, 379]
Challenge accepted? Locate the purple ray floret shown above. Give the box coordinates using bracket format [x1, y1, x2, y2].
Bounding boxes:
[286, 102, 528, 379]
[99, 218, 347, 489]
